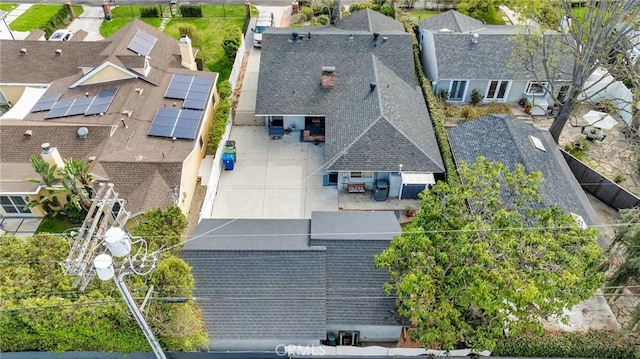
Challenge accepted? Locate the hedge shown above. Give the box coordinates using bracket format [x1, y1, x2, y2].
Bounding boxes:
[140, 6, 160, 18]
[179, 4, 203, 18]
[493, 331, 640, 358]
[399, 16, 460, 185]
[208, 80, 232, 154]
[41, 5, 73, 39]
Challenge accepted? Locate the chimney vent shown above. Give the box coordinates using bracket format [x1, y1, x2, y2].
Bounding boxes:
[292, 32, 299, 40]
[77, 127, 89, 139]
[55, 49, 62, 55]
[24, 130, 33, 138]
[308, 32, 311, 39]
[20, 48, 27, 54]
[321, 66, 336, 88]
[40, 143, 65, 170]
[41, 143, 51, 152]
[471, 33, 479, 44]
[382, 36, 388, 42]
[370, 82, 377, 91]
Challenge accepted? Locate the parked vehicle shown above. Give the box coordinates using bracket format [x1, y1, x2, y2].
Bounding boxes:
[252, 12, 274, 48]
[49, 29, 73, 41]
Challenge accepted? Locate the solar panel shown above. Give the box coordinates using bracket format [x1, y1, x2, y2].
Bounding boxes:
[85, 88, 118, 116]
[67, 97, 94, 116]
[164, 74, 193, 99]
[147, 108, 179, 138]
[183, 96, 207, 110]
[31, 93, 62, 112]
[45, 99, 74, 119]
[172, 109, 202, 139]
[127, 29, 157, 56]
[192, 76, 214, 86]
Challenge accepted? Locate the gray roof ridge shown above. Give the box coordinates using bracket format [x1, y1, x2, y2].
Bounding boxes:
[496, 114, 530, 164]
[327, 115, 384, 168]
[366, 8, 373, 32]
[454, 11, 486, 32]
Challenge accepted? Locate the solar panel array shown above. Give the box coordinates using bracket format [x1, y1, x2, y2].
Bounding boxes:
[147, 108, 203, 140]
[128, 30, 157, 56]
[44, 88, 118, 119]
[164, 74, 214, 110]
[31, 93, 62, 112]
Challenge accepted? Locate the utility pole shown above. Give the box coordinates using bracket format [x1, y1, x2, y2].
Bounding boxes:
[64, 182, 167, 359]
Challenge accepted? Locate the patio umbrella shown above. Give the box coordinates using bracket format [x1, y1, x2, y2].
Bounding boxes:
[582, 110, 618, 130]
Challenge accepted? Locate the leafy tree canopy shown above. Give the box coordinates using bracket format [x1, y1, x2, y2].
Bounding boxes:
[130, 205, 188, 253]
[375, 158, 605, 351]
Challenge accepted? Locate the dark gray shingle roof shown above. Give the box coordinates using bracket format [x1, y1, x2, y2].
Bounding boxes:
[256, 16, 443, 173]
[183, 250, 326, 340]
[335, 8, 404, 32]
[311, 211, 401, 240]
[418, 10, 485, 33]
[446, 115, 602, 229]
[184, 212, 405, 340]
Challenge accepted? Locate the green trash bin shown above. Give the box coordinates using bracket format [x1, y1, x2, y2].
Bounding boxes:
[327, 332, 337, 346]
[224, 140, 236, 162]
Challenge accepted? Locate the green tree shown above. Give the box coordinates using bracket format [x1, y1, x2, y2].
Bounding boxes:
[130, 205, 188, 253]
[178, 23, 204, 50]
[375, 158, 605, 351]
[510, 0, 640, 142]
[221, 26, 242, 62]
[606, 207, 640, 332]
[456, 0, 504, 24]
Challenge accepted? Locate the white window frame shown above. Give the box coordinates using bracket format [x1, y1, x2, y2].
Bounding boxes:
[484, 80, 510, 101]
[0, 195, 32, 216]
[525, 81, 549, 96]
[448, 80, 468, 102]
[350, 171, 373, 179]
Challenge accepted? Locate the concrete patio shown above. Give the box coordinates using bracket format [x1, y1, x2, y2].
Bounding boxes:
[0, 216, 42, 237]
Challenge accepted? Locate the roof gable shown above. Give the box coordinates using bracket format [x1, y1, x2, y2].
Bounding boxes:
[446, 115, 602, 228]
[70, 61, 138, 88]
[419, 10, 485, 33]
[335, 8, 405, 32]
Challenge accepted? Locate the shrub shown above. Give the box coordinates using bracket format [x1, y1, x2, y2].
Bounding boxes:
[179, 4, 203, 17]
[312, 0, 333, 16]
[140, 6, 160, 17]
[636, 146, 640, 174]
[41, 5, 73, 39]
[217, 80, 232, 100]
[297, 0, 312, 7]
[614, 173, 626, 184]
[459, 105, 482, 120]
[63, 203, 87, 225]
[300, 7, 314, 21]
[178, 23, 203, 49]
[470, 89, 483, 105]
[316, 14, 330, 25]
[437, 89, 449, 104]
[221, 26, 242, 61]
[494, 331, 639, 358]
[349, 1, 373, 12]
[564, 138, 589, 160]
[290, 13, 305, 25]
[379, 2, 395, 18]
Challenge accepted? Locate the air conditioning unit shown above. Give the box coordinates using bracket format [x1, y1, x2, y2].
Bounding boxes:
[338, 331, 359, 346]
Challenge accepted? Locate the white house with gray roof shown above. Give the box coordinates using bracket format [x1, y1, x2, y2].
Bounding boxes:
[418, 10, 573, 115]
[182, 211, 404, 351]
[255, 9, 444, 199]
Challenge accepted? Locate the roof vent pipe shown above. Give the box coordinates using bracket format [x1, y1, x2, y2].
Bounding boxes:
[373, 32, 379, 41]
[55, 49, 62, 55]
[370, 82, 376, 91]
[20, 48, 27, 54]
[471, 33, 479, 44]
[292, 32, 299, 40]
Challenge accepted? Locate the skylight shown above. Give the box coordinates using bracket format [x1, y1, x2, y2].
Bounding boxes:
[529, 135, 546, 152]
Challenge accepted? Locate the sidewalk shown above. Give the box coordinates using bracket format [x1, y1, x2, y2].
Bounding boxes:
[2, 4, 31, 40]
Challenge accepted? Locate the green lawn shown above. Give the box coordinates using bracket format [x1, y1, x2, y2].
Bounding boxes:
[0, 3, 17, 12]
[100, 5, 250, 81]
[35, 215, 77, 234]
[402, 8, 441, 23]
[9, 5, 83, 31]
[100, 5, 163, 38]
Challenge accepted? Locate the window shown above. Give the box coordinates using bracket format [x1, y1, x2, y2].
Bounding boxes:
[525, 81, 548, 96]
[486, 80, 509, 101]
[449, 80, 467, 101]
[0, 196, 32, 215]
[199, 136, 204, 150]
[350, 171, 372, 178]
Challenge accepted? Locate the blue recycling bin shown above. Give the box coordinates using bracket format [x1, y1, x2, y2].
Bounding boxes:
[222, 153, 235, 171]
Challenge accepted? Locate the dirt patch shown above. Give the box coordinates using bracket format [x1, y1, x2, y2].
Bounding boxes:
[231, 51, 250, 119]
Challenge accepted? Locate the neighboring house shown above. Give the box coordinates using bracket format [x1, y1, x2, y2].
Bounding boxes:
[447, 114, 608, 247]
[255, 9, 444, 198]
[182, 211, 404, 351]
[418, 10, 572, 115]
[0, 20, 218, 219]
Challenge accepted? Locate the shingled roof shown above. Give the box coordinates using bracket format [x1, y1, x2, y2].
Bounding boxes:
[183, 212, 404, 347]
[418, 9, 485, 33]
[447, 115, 604, 245]
[335, 8, 404, 32]
[0, 19, 217, 213]
[256, 10, 443, 173]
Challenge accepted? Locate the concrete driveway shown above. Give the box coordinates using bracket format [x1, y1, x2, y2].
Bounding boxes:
[209, 126, 338, 219]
